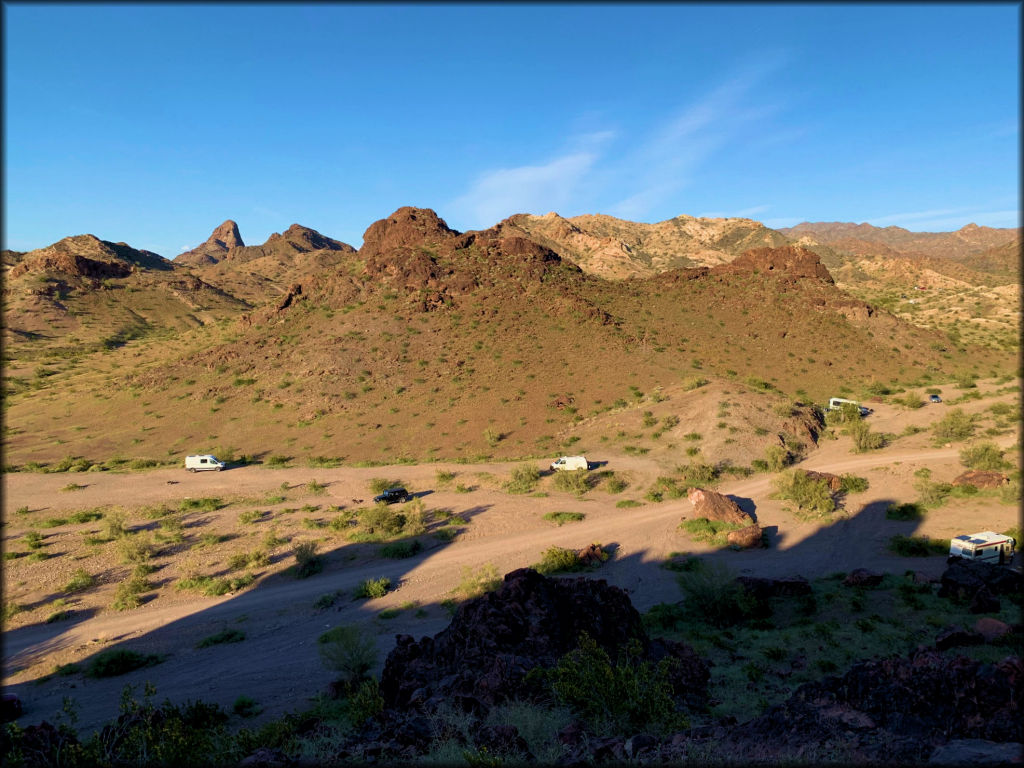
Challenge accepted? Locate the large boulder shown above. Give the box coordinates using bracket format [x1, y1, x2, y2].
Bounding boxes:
[360, 207, 459, 258]
[723, 245, 835, 283]
[686, 488, 752, 526]
[843, 568, 884, 588]
[378, 568, 708, 714]
[939, 558, 1024, 603]
[952, 470, 1010, 489]
[803, 470, 843, 493]
[727, 524, 763, 549]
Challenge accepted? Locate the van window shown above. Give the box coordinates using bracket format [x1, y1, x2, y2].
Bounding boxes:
[200, 458, 208, 464]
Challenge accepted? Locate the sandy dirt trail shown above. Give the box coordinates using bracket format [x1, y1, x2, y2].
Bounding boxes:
[2, 419, 1018, 734]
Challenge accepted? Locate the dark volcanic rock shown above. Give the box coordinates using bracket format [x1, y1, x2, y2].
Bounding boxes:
[265, 224, 354, 254]
[721, 245, 835, 283]
[934, 625, 984, 651]
[360, 206, 459, 258]
[177, 220, 244, 265]
[378, 568, 708, 714]
[952, 470, 1010, 489]
[843, 568, 884, 588]
[940, 558, 1024, 602]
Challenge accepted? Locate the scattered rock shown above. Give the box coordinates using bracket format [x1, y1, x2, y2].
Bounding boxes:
[686, 488, 752, 526]
[939, 558, 1024, 603]
[735, 575, 812, 600]
[970, 586, 1002, 614]
[843, 568, 884, 588]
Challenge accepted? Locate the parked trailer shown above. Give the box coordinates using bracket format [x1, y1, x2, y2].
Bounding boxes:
[949, 531, 1016, 565]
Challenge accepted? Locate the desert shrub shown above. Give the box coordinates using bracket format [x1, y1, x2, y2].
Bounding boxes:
[368, 477, 403, 494]
[763, 444, 790, 472]
[773, 469, 835, 516]
[233, 696, 262, 718]
[64, 568, 95, 593]
[156, 516, 185, 543]
[535, 546, 584, 575]
[262, 527, 288, 548]
[197, 629, 245, 648]
[660, 553, 705, 573]
[318, 625, 377, 687]
[379, 539, 422, 559]
[847, 420, 885, 452]
[894, 392, 924, 409]
[543, 511, 585, 526]
[616, 499, 642, 508]
[86, 649, 163, 678]
[454, 563, 501, 599]
[604, 474, 627, 493]
[889, 534, 949, 557]
[357, 505, 405, 539]
[839, 474, 869, 493]
[117, 535, 154, 564]
[3, 602, 24, 624]
[112, 574, 152, 610]
[677, 462, 718, 487]
[265, 454, 291, 467]
[293, 541, 323, 578]
[914, 478, 952, 508]
[228, 549, 270, 570]
[886, 502, 925, 521]
[306, 479, 327, 496]
[399, 498, 426, 536]
[932, 408, 976, 443]
[676, 562, 761, 627]
[176, 573, 255, 596]
[959, 441, 1010, 471]
[434, 469, 456, 486]
[46, 610, 73, 624]
[505, 464, 540, 494]
[541, 633, 686, 736]
[307, 455, 342, 468]
[103, 511, 128, 539]
[24, 530, 44, 549]
[681, 376, 708, 391]
[354, 577, 391, 599]
[40, 516, 69, 528]
[678, 518, 742, 546]
[179, 497, 223, 513]
[552, 469, 591, 495]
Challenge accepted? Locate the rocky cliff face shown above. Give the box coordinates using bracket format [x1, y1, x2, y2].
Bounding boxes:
[8, 234, 170, 282]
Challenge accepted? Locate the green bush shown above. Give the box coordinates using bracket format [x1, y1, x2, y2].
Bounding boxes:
[535, 546, 585, 575]
[959, 441, 1010, 471]
[318, 625, 377, 687]
[932, 408, 976, 443]
[354, 577, 391, 599]
[678, 518, 742, 546]
[293, 541, 323, 578]
[379, 540, 422, 559]
[435, 469, 456, 485]
[915, 478, 952, 508]
[676, 562, 762, 627]
[680, 376, 708, 391]
[552, 470, 591, 495]
[677, 462, 718, 487]
[64, 568, 95, 593]
[179, 497, 223, 513]
[773, 469, 835, 516]
[176, 573, 255, 596]
[543, 511, 585, 526]
[368, 477, 403, 493]
[763, 444, 790, 472]
[86, 648, 163, 678]
[886, 502, 925, 521]
[233, 696, 263, 718]
[604, 474, 627, 493]
[197, 629, 245, 648]
[846, 420, 885, 452]
[117, 535, 155, 565]
[24, 530, 44, 549]
[112, 574, 151, 610]
[542, 633, 686, 736]
[889, 534, 949, 557]
[505, 464, 541, 494]
[306, 479, 328, 496]
[839, 474, 870, 493]
[454, 563, 502, 599]
[615, 499, 642, 508]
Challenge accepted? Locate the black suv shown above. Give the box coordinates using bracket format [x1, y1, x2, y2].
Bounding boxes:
[374, 487, 412, 505]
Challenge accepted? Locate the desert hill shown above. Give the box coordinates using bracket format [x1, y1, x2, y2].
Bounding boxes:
[174, 220, 244, 266]
[5, 206, 1002, 468]
[497, 211, 790, 278]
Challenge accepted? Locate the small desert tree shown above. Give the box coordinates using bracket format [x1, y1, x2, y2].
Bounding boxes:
[959, 441, 1010, 471]
[318, 625, 377, 689]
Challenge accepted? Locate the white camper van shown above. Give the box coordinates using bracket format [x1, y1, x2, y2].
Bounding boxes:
[949, 531, 1016, 565]
[827, 397, 872, 417]
[185, 455, 225, 472]
[551, 456, 589, 472]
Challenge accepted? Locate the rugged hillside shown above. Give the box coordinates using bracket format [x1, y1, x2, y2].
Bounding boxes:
[498, 212, 790, 278]
[2, 235, 248, 370]
[174, 220, 244, 266]
[4, 207, 1005, 468]
[176, 222, 357, 305]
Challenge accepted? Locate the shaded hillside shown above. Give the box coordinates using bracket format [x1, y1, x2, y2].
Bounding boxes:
[5, 207, 1002, 467]
[174, 220, 244, 266]
[499, 211, 790, 278]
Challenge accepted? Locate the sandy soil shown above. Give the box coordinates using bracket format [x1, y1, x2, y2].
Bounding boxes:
[2, 389, 1019, 735]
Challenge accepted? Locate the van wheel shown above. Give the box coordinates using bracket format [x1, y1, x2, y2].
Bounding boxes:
[189, 468, 196, 473]
[217, 467, 223, 472]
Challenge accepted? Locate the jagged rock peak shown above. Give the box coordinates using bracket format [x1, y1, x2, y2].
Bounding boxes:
[209, 220, 244, 250]
[360, 207, 460, 257]
[265, 224, 354, 252]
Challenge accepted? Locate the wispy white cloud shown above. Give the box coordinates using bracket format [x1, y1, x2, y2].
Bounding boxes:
[448, 59, 794, 228]
[448, 131, 614, 228]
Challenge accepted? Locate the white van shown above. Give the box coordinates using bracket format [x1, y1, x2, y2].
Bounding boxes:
[551, 456, 589, 472]
[827, 397, 872, 417]
[949, 531, 1016, 565]
[185, 455, 225, 472]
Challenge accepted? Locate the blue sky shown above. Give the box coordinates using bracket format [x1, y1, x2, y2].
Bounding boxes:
[3, 3, 1019, 256]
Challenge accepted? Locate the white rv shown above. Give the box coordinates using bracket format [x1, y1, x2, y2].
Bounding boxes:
[185, 455, 225, 472]
[949, 531, 1016, 565]
[551, 456, 589, 472]
[827, 397, 872, 417]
